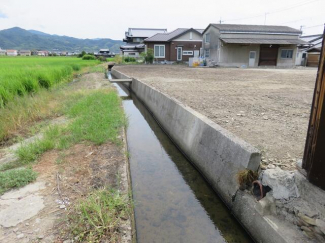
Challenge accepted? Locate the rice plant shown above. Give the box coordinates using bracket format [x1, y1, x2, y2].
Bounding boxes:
[0, 56, 99, 107]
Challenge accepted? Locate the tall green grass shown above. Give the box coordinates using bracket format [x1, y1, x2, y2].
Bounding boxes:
[0, 57, 99, 107]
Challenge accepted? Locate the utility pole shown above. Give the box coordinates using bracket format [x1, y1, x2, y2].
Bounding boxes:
[300, 25, 305, 35]
[264, 12, 269, 25]
[302, 26, 325, 190]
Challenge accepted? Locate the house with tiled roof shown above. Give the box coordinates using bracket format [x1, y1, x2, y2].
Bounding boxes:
[202, 24, 307, 67]
[120, 28, 167, 57]
[6, 50, 18, 56]
[144, 28, 204, 63]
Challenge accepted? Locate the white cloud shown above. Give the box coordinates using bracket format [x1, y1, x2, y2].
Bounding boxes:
[0, 0, 323, 39]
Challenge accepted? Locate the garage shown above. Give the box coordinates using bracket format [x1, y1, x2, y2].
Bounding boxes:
[259, 44, 279, 66]
[307, 52, 320, 67]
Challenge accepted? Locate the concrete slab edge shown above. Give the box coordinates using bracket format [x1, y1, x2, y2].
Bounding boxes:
[112, 68, 310, 243]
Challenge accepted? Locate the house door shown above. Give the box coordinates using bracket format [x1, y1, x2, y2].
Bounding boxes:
[177, 47, 182, 61]
[249, 51, 256, 67]
[259, 44, 279, 66]
[194, 50, 199, 58]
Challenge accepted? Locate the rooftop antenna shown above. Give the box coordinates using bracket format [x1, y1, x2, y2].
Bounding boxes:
[219, 18, 224, 24]
[300, 25, 305, 35]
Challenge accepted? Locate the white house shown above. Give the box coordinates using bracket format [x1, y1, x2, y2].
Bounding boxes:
[6, 50, 18, 56]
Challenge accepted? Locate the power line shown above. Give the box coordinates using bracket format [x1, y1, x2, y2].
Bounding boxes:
[223, 0, 320, 23]
[279, 18, 311, 25]
[302, 24, 324, 29]
[268, 0, 319, 14]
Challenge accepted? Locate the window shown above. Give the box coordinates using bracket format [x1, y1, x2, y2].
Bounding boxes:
[133, 37, 142, 42]
[183, 51, 193, 55]
[190, 32, 193, 40]
[205, 49, 210, 58]
[281, 49, 293, 59]
[249, 51, 256, 58]
[205, 33, 210, 43]
[154, 45, 165, 58]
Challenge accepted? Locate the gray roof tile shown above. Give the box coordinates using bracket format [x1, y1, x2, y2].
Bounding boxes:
[144, 28, 203, 42]
[221, 38, 308, 45]
[210, 24, 302, 34]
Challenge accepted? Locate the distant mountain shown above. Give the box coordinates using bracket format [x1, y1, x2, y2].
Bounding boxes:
[0, 27, 123, 53]
[27, 29, 51, 36]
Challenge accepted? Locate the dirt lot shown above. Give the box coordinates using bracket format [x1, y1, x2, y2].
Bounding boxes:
[115, 65, 317, 170]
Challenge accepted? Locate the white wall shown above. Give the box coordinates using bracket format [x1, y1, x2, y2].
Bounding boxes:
[219, 44, 260, 67]
[276, 45, 297, 67]
[173, 31, 202, 41]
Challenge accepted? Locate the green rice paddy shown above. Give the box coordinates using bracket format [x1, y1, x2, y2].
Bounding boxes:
[0, 57, 99, 107]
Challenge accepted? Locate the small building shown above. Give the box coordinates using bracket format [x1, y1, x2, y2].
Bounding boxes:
[144, 28, 203, 63]
[120, 28, 167, 56]
[202, 24, 307, 68]
[6, 50, 18, 56]
[19, 50, 31, 56]
[37, 51, 49, 56]
[297, 34, 323, 67]
[95, 49, 115, 58]
[0, 49, 6, 56]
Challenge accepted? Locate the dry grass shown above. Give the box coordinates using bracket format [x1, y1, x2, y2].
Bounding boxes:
[236, 169, 258, 189]
[0, 87, 68, 145]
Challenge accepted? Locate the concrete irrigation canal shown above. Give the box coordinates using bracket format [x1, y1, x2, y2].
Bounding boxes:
[113, 83, 252, 242]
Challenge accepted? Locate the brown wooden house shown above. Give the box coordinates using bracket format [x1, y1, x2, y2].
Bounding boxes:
[144, 28, 203, 63]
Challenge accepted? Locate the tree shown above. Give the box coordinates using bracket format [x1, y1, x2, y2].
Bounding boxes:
[144, 48, 154, 64]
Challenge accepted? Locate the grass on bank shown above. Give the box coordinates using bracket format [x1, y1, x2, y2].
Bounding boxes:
[67, 188, 131, 242]
[0, 90, 126, 173]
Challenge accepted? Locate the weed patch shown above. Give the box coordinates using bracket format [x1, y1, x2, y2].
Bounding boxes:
[0, 168, 37, 195]
[67, 188, 131, 242]
[1, 90, 125, 172]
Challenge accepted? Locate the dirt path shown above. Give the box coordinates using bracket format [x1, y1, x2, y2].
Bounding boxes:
[115, 65, 317, 170]
[0, 72, 132, 242]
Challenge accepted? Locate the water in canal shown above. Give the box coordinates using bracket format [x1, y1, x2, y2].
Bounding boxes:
[114, 84, 253, 243]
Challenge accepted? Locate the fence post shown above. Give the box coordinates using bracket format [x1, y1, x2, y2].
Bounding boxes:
[302, 26, 325, 190]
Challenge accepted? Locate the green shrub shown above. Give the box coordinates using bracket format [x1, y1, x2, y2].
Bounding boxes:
[97, 56, 107, 62]
[113, 55, 123, 64]
[78, 51, 87, 58]
[82, 54, 96, 60]
[144, 48, 154, 64]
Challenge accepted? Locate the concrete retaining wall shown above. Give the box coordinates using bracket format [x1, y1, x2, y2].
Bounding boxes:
[112, 68, 261, 205]
[112, 68, 311, 243]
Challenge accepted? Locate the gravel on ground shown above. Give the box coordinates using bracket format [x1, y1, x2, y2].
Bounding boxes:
[115, 65, 317, 170]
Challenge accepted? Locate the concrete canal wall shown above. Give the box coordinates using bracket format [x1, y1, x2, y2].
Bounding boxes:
[111, 68, 313, 243]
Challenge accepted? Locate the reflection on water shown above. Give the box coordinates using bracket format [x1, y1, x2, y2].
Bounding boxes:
[115, 84, 252, 243]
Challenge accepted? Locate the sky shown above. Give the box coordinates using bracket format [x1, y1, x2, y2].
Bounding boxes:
[0, 0, 324, 40]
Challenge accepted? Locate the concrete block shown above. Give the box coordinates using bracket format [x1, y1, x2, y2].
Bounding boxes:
[232, 191, 314, 243]
[262, 167, 300, 200]
[255, 192, 277, 216]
